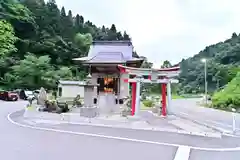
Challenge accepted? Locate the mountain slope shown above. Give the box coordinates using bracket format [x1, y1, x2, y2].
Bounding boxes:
[179, 33, 240, 94]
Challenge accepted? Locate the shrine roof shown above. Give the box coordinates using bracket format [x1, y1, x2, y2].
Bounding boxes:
[73, 54, 144, 64]
[73, 41, 143, 64]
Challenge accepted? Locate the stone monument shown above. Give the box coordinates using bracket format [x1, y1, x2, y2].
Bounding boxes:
[37, 87, 47, 106]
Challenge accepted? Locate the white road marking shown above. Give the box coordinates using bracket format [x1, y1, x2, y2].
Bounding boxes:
[7, 112, 240, 152]
[174, 146, 191, 160]
[223, 133, 240, 138]
[204, 119, 240, 131]
[25, 110, 221, 138]
[34, 119, 62, 125]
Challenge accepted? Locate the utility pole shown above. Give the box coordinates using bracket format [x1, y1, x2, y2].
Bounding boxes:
[201, 59, 208, 105]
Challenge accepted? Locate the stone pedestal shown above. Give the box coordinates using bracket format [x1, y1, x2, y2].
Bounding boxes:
[98, 94, 111, 115]
[98, 93, 120, 115]
[80, 107, 98, 118]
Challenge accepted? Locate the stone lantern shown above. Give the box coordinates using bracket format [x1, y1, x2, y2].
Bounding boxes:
[80, 73, 99, 118]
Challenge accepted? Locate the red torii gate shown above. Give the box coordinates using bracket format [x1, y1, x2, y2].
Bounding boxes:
[118, 65, 180, 117]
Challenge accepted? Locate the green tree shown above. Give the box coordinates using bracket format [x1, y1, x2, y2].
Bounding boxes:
[0, 0, 137, 89]
[45, 0, 61, 35]
[141, 57, 153, 68]
[107, 24, 117, 40]
[9, 54, 72, 89]
[161, 60, 172, 68]
[123, 31, 130, 40]
[60, 7, 74, 40]
[74, 14, 83, 32]
[74, 33, 93, 53]
[110, 24, 117, 33]
[0, 0, 37, 38]
[60, 6, 66, 17]
[10, 54, 53, 89]
[0, 20, 17, 56]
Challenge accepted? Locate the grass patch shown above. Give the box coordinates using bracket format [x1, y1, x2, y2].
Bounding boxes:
[181, 94, 203, 98]
[172, 94, 184, 99]
[140, 104, 151, 110]
[26, 105, 35, 110]
[198, 101, 240, 113]
[142, 100, 154, 107]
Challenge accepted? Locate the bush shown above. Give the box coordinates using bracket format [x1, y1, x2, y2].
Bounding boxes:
[57, 101, 69, 113]
[212, 72, 240, 110]
[142, 100, 155, 108]
[141, 93, 147, 100]
[44, 99, 58, 112]
[73, 95, 82, 107]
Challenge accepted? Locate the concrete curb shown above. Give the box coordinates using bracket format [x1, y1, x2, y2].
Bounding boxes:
[34, 118, 223, 138]
[171, 112, 239, 137]
[22, 108, 221, 138]
[147, 111, 222, 138]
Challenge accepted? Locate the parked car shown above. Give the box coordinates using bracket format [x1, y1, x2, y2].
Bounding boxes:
[33, 90, 40, 94]
[19, 90, 35, 100]
[0, 90, 18, 101]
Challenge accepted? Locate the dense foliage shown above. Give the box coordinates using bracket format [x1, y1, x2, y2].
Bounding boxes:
[0, 0, 131, 89]
[177, 33, 240, 110]
[212, 72, 240, 110]
[0, 20, 17, 56]
[179, 33, 240, 94]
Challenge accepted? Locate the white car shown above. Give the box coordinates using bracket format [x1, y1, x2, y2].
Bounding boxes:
[25, 91, 35, 100]
[19, 90, 35, 100]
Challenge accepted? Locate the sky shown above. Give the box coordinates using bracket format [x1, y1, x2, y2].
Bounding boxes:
[54, 0, 240, 67]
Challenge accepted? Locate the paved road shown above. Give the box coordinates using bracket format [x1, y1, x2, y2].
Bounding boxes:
[171, 99, 240, 135]
[1, 100, 240, 160]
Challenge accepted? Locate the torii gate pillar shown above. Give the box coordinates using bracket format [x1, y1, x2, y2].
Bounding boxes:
[131, 82, 136, 116]
[161, 83, 167, 117]
[131, 77, 141, 116]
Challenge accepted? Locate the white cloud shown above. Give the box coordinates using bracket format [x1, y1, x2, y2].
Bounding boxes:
[124, 0, 188, 43]
[54, 0, 240, 66]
